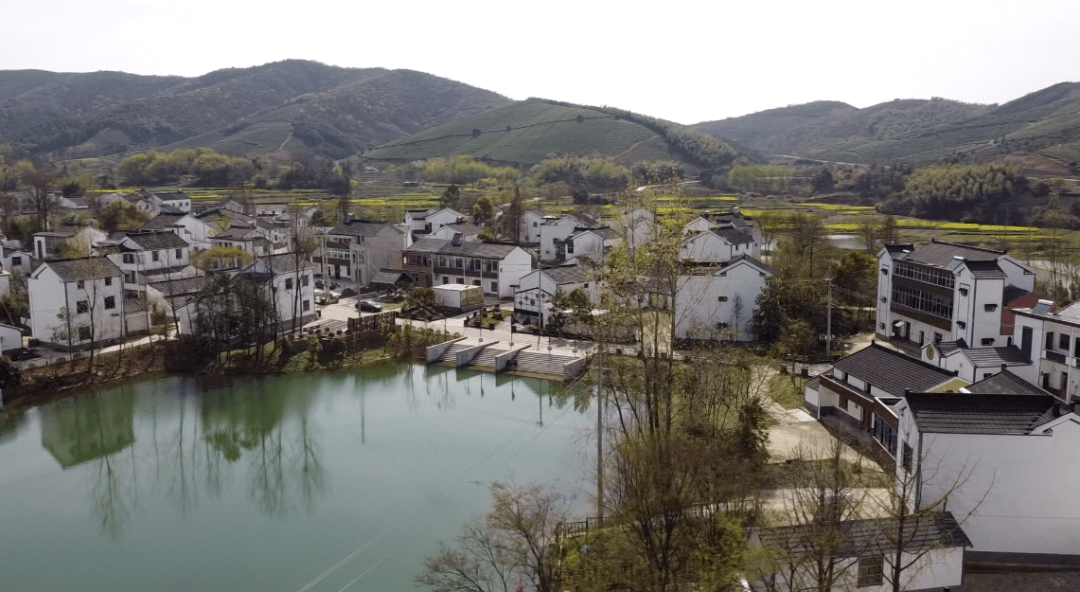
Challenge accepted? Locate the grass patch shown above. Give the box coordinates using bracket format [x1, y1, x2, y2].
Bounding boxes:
[768, 373, 805, 410]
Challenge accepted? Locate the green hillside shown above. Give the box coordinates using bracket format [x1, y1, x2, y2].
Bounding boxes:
[0, 61, 509, 162]
[366, 98, 744, 169]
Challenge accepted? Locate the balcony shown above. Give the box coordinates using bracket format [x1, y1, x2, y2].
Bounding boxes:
[1045, 350, 1067, 364]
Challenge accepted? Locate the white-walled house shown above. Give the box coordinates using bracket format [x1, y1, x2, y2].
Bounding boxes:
[1009, 298, 1080, 400]
[238, 253, 317, 330]
[754, 514, 970, 592]
[32, 226, 107, 261]
[316, 217, 405, 286]
[28, 257, 126, 348]
[806, 342, 968, 457]
[557, 227, 620, 262]
[404, 208, 467, 236]
[917, 339, 1033, 384]
[679, 227, 758, 264]
[0, 322, 22, 354]
[539, 214, 596, 262]
[513, 264, 600, 327]
[403, 238, 531, 298]
[106, 230, 195, 290]
[2, 245, 33, 276]
[877, 240, 1036, 350]
[430, 222, 481, 243]
[520, 209, 546, 244]
[140, 211, 212, 251]
[148, 190, 192, 214]
[896, 392, 1080, 562]
[674, 256, 773, 341]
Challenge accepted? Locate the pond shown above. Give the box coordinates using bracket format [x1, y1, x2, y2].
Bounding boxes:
[0, 364, 594, 591]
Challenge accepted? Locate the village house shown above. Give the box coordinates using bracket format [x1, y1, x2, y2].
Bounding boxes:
[140, 211, 213, 251]
[876, 240, 1036, 351]
[1007, 298, 1080, 400]
[2, 244, 34, 276]
[804, 342, 968, 456]
[556, 227, 620, 263]
[520, 209, 546, 244]
[429, 222, 481, 243]
[538, 213, 597, 262]
[513, 264, 600, 328]
[104, 230, 195, 288]
[32, 226, 107, 261]
[753, 513, 970, 592]
[679, 227, 759, 264]
[315, 216, 405, 285]
[895, 392, 1080, 563]
[28, 257, 127, 349]
[143, 189, 192, 214]
[917, 338, 1033, 384]
[402, 237, 531, 299]
[674, 255, 774, 341]
[404, 208, 467, 237]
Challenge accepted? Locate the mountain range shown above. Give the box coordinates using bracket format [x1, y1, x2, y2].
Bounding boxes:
[2, 60, 1080, 175]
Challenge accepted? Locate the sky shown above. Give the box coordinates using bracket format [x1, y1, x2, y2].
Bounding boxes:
[3, 0, 1079, 125]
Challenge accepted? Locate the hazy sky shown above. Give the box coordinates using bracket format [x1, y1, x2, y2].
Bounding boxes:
[3, 0, 1078, 124]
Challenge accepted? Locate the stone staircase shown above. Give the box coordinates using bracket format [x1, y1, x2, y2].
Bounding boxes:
[469, 347, 503, 371]
[437, 343, 471, 366]
[511, 351, 583, 378]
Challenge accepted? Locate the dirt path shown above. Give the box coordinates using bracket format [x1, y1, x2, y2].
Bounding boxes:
[614, 135, 660, 160]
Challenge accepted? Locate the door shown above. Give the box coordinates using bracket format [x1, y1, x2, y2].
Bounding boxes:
[1021, 326, 1033, 360]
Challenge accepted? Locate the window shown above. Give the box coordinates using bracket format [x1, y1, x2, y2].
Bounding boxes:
[78, 326, 91, 341]
[104, 296, 115, 310]
[125, 272, 136, 283]
[719, 271, 727, 277]
[902, 443, 914, 472]
[934, 332, 943, 343]
[104, 277, 112, 286]
[175, 248, 182, 259]
[984, 373, 993, 380]
[981, 338, 994, 346]
[77, 280, 85, 289]
[11, 256, 21, 266]
[285, 278, 294, 290]
[76, 300, 89, 314]
[718, 296, 728, 302]
[891, 284, 954, 321]
[1061, 333, 1070, 351]
[959, 287, 968, 296]
[880, 268, 889, 275]
[302, 300, 310, 311]
[957, 321, 966, 329]
[152, 251, 159, 262]
[985, 303, 998, 312]
[1047, 331, 1055, 351]
[880, 296, 887, 302]
[123, 253, 135, 264]
[857, 556, 884, 587]
[301, 274, 309, 287]
[491, 281, 498, 293]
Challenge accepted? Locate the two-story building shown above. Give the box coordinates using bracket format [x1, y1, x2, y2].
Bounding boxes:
[404, 208, 467, 237]
[876, 240, 1036, 351]
[402, 237, 531, 299]
[513, 264, 599, 328]
[1009, 298, 1080, 400]
[32, 226, 107, 261]
[28, 257, 127, 348]
[539, 213, 597, 262]
[557, 227, 620, 263]
[315, 216, 405, 286]
[520, 209, 547, 244]
[805, 342, 968, 456]
[140, 211, 213, 251]
[2, 245, 34, 276]
[896, 392, 1080, 564]
[674, 255, 773, 341]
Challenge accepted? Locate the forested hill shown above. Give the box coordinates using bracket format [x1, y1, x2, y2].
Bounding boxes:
[0, 60, 510, 161]
[366, 98, 754, 171]
[693, 83, 1080, 172]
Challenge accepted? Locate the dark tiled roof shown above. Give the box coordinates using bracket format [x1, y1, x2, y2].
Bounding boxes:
[906, 393, 1066, 435]
[370, 270, 413, 286]
[896, 239, 1005, 268]
[832, 342, 957, 398]
[246, 253, 316, 274]
[758, 512, 972, 558]
[1052, 300, 1080, 324]
[883, 243, 915, 255]
[963, 259, 1007, 278]
[123, 231, 189, 251]
[1002, 285, 1032, 305]
[149, 275, 207, 296]
[45, 257, 121, 282]
[214, 227, 260, 241]
[713, 227, 753, 244]
[961, 346, 1029, 367]
[153, 191, 189, 202]
[542, 264, 591, 285]
[405, 238, 520, 259]
[444, 222, 481, 234]
[965, 370, 1052, 397]
[140, 212, 188, 230]
[330, 219, 396, 238]
[570, 227, 619, 241]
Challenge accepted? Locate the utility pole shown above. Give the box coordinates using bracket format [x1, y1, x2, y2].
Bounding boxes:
[826, 280, 832, 362]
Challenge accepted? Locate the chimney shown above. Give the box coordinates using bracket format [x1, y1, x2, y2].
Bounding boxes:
[451, 232, 463, 246]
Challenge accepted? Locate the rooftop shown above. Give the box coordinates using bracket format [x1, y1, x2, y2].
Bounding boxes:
[905, 393, 1066, 435]
[964, 370, 1053, 397]
[891, 239, 1006, 268]
[42, 257, 122, 282]
[758, 512, 971, 558]
[832, 342, 958, 398]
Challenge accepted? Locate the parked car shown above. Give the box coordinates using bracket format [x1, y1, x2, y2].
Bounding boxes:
[357, 300, 383, 312]
[340, 287, 357, 298]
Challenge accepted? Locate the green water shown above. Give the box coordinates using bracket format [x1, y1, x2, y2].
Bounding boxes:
[0, 364, 593, 591]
